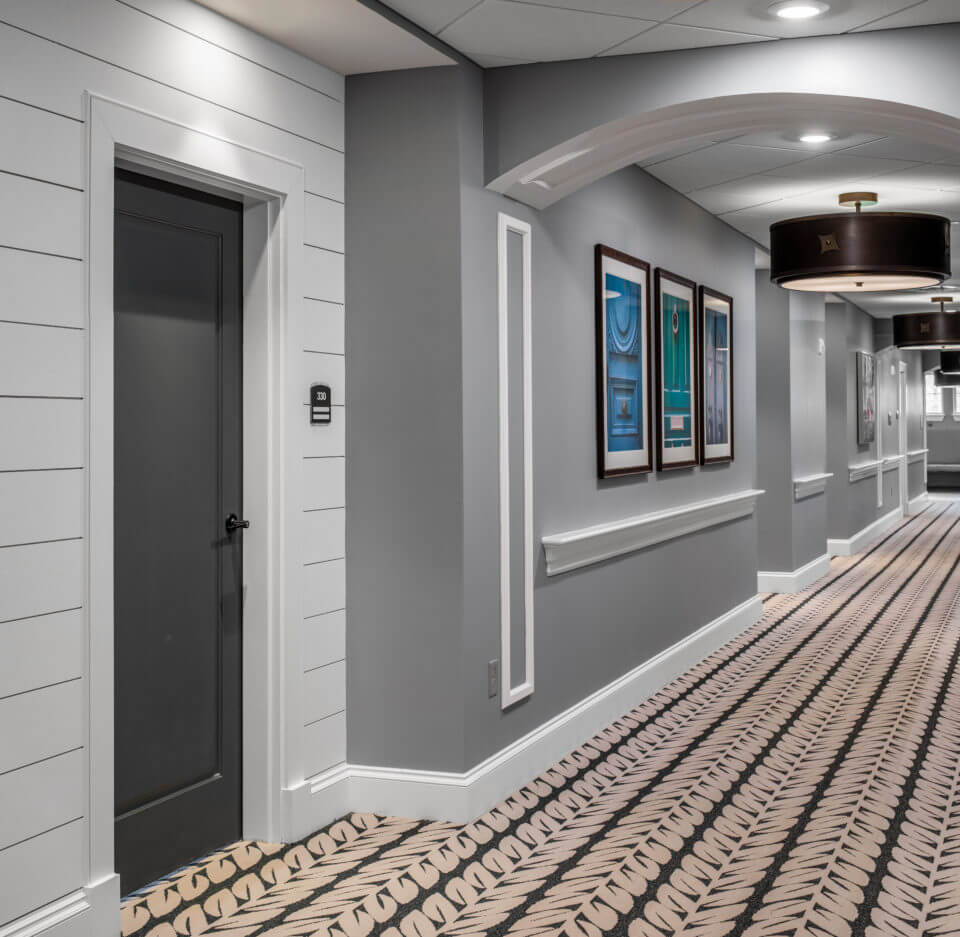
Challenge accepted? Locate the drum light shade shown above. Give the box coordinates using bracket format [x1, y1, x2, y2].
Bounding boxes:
[935, 369, 960, 387]
[770, 193, 950, 292]
[941, 350, 960, 374]
[894, 296, 960, 350]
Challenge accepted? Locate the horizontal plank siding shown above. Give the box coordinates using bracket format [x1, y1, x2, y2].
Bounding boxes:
[0, 819, 85, 926]
[0, 470, 84, 548]
[305, 195, 345, 252]
[0, 749, 85, 851]
[303, 660, 346, 725]
[0, 248, 84, 328]
[302, 457, 345, 511]
[0, 399, 84, 470]
[303, 508, 345, 565]
[302, 609, 346, 673]
[303, 246, 345, 303]
[0, 0, 344, 149]
[302, 351, 344, 405]
[0, 322, 85, 398]
[0, 680, 84, 775]
[303, 411, 345, 458]
[303, 558, 346, 618]
[0, 610, 84, 699]
[302, 713, 346, 779]
[0, 25, 344, 201]
[0, 540, 84, 624]
[0, 97, 84, 189]
[303, 299, 345, 355]
[0, 173, 84, 258]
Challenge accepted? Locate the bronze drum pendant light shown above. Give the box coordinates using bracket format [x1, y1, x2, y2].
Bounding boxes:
[770, 192, 950, 292]
[941, 348, 960, 374]
[894, 296, 960, 350]
[935, 369, 960, 387]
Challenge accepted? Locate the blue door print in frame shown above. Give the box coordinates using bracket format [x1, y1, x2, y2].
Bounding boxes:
[704, 307, 728, 446]
[656, 268, 698, 470]
[595, 245, 652, 477]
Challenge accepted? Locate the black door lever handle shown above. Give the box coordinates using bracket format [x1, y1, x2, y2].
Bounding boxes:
[225, 513, 250, 533]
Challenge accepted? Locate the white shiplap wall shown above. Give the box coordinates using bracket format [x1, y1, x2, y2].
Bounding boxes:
[0, 0, 345, 928]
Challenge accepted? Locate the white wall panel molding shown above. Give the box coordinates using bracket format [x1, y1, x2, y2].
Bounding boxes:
[757, 553, 831, 594]
[302, 660, 345, 726]
[284, 594, 763, 835]
[301, 712, 346, 780]
[882, 454, 905, 470]
[301, 458, 345, 511]
[303, 409, 345, 458]
[793, 472, 833, 501]
[542, 488, 764, 577]
[0, 888, 89, 937]
[303, 558, 346, 618]
[0, 323, 84, 399]
[0, 399, 84, 472]
[305, 194, 345, 253]
[301, 351, 344, 404]
[497, 212, 534, 709]
[0, 25, 344, 201]
[304, 245, 344, 304]
[0, 680, 83, 776]
[303, 299, 345, 355]
[0, 470, 84, 549]
[828, 506, 904, 556]
[0, 0, 343, 148]
[302, 508, 345, 565]
[0, 610, 83, 700]
[302, 609, 345, 672]
[848, 459, 881, 483]
[907, 448, 929, 464]
[0, 249, 83, 329]
[0, 540, 83, 625]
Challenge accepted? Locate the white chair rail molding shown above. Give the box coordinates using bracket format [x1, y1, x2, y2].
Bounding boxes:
[793, 472, 833, 501]
[541, 489, 764, 578]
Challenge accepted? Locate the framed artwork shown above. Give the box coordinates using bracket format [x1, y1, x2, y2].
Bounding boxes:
[698, 286, 734, 464]
[857, 350, 876, 445]
[655, 268, 699, 470]
[595, 245, 653, 477]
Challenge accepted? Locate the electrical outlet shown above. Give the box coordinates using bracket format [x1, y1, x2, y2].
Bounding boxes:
[488, 660, 499, 698]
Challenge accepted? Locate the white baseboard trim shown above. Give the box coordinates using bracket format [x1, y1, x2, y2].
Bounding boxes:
[907, 492, 931, 515]
[0, 876, 118, 937]
[827, 506, 903, 557]
[284, 593, 764, 837]
[757, 552, 831, 594]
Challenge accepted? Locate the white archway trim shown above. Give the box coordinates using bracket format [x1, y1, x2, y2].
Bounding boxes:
[489, 94, 960, 209]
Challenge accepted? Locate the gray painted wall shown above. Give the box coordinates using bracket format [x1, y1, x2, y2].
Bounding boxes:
[347, 65, 759, 773]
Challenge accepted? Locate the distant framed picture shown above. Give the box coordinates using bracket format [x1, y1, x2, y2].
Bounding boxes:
[857, 350, 876, 445]
[698, 286, 734, 464]
[595, 245, 653, 477]
[655, 268, 699, 470]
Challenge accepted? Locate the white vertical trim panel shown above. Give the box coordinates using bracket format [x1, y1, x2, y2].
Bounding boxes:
[497, 212, 534, 709]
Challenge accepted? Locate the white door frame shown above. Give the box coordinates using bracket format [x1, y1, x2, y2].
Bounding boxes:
[85, 94, 305, 914]
[899, 360, 909, 509]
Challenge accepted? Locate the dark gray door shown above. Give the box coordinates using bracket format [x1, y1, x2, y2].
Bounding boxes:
[114, 169, 243, 895]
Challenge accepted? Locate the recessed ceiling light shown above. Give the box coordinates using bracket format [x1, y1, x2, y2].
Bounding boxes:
[769, 1, 830, 20]
[799, 132, 833, 144]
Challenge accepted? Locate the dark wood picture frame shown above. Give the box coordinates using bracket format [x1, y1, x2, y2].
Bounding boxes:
[595, 244, 654, 478]
[698, 285, 735, 465]
[654, 267, 699, 471]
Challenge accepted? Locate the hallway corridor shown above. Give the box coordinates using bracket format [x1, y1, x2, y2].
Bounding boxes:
[121, 503, 960, 937]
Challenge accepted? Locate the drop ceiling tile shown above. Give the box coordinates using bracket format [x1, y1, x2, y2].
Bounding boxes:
[380, 0, 481, 34]
[868, 165, 960, 191]
[639, 139, 730, 167]
[439, 1, 655, 61]
[730, 130, 885, 153]
[468, 51, 536, 67]
[850, 0, 960, 32]
[645, 142, 806, 192]
[506, 0, 701, 20]
[840, 137, 960, 165]
[671, 0, 919, 39]
[600, 21, 773, 56]
[762, 152, 919, 184]
[689, 175, 819, 214]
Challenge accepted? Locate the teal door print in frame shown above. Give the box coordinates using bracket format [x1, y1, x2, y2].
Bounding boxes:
[595, 245, 652, 477]
[655, 268, 698, 470]
[699, 285, 734, 464]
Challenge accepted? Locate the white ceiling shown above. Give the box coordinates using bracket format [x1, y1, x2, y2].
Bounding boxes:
[639, 129, 960, 317]
[193, 0, 454, 74]
[380, 0, 959, 67]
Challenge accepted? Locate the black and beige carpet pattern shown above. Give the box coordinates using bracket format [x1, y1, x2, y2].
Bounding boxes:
[123, 503, 960, 937]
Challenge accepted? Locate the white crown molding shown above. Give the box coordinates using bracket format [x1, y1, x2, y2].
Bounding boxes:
[827, 506, 903, 557]
[793, 472, 833, 501]
[541, 489, 764, 578]
[282, 594, 763, 836]
[907, 448, 929, 464]
[848, 460, 880, 483]
[757, 552, 830, 594]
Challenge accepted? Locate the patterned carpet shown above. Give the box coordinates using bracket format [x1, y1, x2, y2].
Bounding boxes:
[122, 503, 960, 937]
